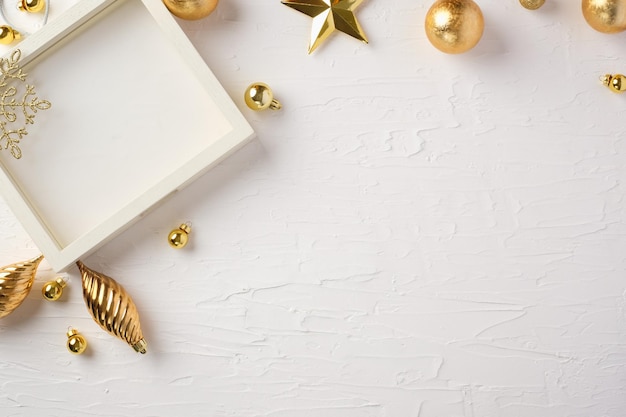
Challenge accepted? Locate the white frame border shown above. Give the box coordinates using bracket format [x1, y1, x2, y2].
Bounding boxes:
[0, 0, 254, 271]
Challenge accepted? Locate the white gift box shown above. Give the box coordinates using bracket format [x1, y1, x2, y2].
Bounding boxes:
[0, 0, 254, 271]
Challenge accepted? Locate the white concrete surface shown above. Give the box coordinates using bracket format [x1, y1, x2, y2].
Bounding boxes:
[0, 0, 624, 416]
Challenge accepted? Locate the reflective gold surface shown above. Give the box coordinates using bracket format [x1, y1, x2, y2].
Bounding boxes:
[245, 83, 282, 111]
[582, 0, 626, 33]
[282, 0, 368, 54]
[162, 0, 218, 20]
[19, 0, 45, 13]
[66, 328, 87, 354]
[77, 261, 147, 354]
[42, 277, 66, 301]
[0, 255, 43, 319]
[168, 223, 191, 249]
[425, 0, 484, 54]
[0, 26, 20, 45]
[520, 0, 545, 10]
[601, 73, 625, 92]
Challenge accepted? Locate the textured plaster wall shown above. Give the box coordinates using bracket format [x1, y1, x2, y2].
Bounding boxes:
[0, 0, 625, 416]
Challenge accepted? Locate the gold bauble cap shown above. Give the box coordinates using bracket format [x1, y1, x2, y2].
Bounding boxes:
[132, 338, 148, 354]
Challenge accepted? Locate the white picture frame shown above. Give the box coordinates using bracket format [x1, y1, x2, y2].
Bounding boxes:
[0, 0, 254, 271]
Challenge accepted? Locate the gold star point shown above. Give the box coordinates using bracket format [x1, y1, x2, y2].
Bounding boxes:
[282, 0, 369, 54]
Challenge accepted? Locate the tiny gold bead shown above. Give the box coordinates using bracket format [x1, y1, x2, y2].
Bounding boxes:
[0, 26, 20, 45]
[168, 223, 191, 249]
[42, 277, 66, 301]
[66, 328, 87, 354]
[601, 74, 626, 93]
[245, 83, 282, 111]
[19, 0, 45, 13]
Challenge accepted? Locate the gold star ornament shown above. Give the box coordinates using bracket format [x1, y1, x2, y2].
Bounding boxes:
[282, 0, 369, 54]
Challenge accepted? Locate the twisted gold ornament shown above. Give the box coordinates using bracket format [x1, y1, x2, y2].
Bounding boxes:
[0, 255, 43, 319]
[77, 261, 147, 354]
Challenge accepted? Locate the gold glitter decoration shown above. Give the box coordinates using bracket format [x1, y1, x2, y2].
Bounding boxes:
[425, 0, 484, 54]
[0, 255, 43, 319]
[0, 49, 51, 159]
[519, 0, 545, 9]
[582, 0, 626, 33]
[77, 261, 147, 354]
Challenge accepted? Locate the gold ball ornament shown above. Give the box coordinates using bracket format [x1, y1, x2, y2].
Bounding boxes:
[601, 73, 626, 92]
[520, 0, 545, 9]
[582, 0, 626, 33]
[19, 0, 45, 13]
[168, 223, 191, 249]
[66, 328, 87, 354]
[162, 0, 218, 20]
[42, 277, 66, 301]
[425, 0, 485, 54]
[0, 26, 20, 45]
[245, 83, 282, 111]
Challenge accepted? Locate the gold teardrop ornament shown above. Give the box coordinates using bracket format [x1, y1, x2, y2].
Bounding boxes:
[77, 261, 147, 354]
[0, 255, 43, 319]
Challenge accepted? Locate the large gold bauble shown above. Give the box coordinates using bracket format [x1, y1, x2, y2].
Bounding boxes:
[520, 0, 545, 10]
[425, 0, 485, 54]
[582, 0, 626, 33]
[162, 0, 218, 20]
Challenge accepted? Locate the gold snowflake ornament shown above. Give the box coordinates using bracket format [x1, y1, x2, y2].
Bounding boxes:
[0, 49, 51, 159]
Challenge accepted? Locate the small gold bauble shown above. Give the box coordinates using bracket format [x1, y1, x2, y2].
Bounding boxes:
[42, 277, 66, 301]
[582, 0, 626, 33]
[425, 0, 485, 54]
[168, 223, 191, 249]
[244, 83, 282, 111]
[0, 26, 20, 45]
[19, 0, 45, 13]
[67, 328, 87, 354]
[162, 0, 218, 20]
[601, 73, 626, 92]
[520, 0, 545, 9]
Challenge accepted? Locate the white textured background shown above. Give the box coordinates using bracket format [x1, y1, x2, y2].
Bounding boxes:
[1, 0, 625, 416]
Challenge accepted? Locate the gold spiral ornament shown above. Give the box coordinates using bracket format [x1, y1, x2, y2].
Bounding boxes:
[77, 261, 147, 354]
[0, 255, 43, 319]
